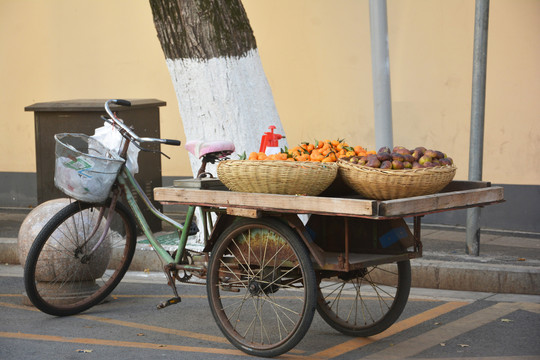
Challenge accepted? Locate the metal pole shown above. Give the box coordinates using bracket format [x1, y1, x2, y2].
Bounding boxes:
[466, 0, 490, 256]
[369, 0, 393, 151]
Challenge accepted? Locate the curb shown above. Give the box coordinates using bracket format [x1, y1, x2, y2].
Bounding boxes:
[2, 238, 539, 295]
[411, 258, 540, 295]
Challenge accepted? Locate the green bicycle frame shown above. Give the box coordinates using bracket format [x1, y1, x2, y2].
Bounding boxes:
[116, 167, 199, 266]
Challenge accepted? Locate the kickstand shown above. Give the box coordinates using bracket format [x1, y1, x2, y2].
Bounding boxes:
[157, 265, 182, 310]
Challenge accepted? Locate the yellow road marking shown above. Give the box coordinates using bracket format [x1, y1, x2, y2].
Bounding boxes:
[0, 301, 40, 311]
[112, 294, 206, 299]
[363, 302, 523, 360]
[77, 314, 230, 344]
[0, 300, 306, 355]
[519, 302, 540, 314]
[311, 301, 468, 359]
[3, 298, 537, 359]
[0, 293, 444, 301]
[409, 357, 540, 360]
[0, 331, 244, 356]
[0, 301, 226, 344]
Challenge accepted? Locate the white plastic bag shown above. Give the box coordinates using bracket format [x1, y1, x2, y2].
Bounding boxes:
[91, 121, 140, 174]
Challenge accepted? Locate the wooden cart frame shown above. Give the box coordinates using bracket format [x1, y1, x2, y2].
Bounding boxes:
[155, 180, 503, 271]
[153, 179, 503, 357]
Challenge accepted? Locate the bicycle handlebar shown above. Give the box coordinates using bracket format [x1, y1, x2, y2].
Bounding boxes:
[103, 99, 181, 147]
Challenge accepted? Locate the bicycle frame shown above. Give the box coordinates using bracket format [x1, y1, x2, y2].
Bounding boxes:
[98, 99, 210, 270]
[118, 166, 212, 268]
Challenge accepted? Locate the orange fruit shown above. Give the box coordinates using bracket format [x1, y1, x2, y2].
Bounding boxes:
[353, 145, 365, 154]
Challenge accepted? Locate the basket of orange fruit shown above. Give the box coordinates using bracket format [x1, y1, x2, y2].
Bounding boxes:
[217, 139, 364, 196]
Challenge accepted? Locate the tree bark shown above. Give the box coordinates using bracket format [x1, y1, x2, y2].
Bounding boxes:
[150, 0, 256, 59]
[149, 0, 286, 178]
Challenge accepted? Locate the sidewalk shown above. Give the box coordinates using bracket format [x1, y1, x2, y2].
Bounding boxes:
[1, 207, 539, 295]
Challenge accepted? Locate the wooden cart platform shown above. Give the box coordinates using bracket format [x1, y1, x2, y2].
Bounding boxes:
[154, 180, 504, 219]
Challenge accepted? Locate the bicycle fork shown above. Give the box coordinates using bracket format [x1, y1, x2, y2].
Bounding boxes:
[73, 191, 120, 263]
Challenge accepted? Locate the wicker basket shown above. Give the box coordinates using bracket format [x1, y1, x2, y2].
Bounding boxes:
[217, 160, 338, 196]
[338, 158, 457, 200]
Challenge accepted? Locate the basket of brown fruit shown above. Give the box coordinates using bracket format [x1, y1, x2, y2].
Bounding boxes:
[337, 146, 457, 200]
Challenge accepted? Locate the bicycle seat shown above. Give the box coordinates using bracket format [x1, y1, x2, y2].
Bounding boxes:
[185, 140, 235, 159]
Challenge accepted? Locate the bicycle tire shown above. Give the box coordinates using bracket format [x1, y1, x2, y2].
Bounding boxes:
[24, 199, 137, 316]
[316, 260, 411, 337]
[206, 217, 317, 358]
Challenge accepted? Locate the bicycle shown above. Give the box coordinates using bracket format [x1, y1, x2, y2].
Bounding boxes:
[24, 99, 323, 357]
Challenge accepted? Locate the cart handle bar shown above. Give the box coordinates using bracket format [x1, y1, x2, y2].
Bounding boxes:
[102, 99, 181, 146]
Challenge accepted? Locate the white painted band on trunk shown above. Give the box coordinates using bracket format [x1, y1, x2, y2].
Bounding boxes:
[166, 48, 286, 177]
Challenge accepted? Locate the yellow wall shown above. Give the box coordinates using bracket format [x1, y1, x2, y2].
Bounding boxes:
[1, 0, 539, 185]
[0, 0, 188, 175]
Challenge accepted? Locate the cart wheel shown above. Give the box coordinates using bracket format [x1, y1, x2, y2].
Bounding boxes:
[316, 260, 411, 337]
[207, 217, 317, 358]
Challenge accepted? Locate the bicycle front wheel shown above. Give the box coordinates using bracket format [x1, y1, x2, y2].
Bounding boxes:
[317, 260, 411, 337]
[207, 217, 317, 358]
[24, 200, 137, 316]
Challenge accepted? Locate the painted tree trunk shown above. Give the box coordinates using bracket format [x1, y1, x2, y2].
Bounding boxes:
[149, 0, 286, 177]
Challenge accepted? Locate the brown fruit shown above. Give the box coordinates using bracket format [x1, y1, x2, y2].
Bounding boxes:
[391, 153, 405, 162]
[414, 146, 426, 155]
[380, 160, 392, 169]
[403, 154, 415, 163]
[412, 150, 422, 161]
[378, 146, 391, 154]
[377, 152, 392, 162]
[395, 148, 412, 156]
[424, 150, 438, 158]
[403, 161, 413, 169]
[366, 158, 381, 168]
[419, 155, 432, 165]
[392, 160, 404, 169]
[440, 158, 453, 166]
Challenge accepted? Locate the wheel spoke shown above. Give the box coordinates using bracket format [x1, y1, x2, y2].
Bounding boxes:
[316, 261, 411, 337]
[24, 200, 136, 316]
[207, 218, 316, 357]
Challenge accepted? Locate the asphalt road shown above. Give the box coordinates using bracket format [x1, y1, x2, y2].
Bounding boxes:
[1, 266, 539, 360]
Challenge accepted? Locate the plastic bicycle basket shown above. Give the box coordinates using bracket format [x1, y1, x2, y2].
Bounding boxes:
[54, 133, 125, 203]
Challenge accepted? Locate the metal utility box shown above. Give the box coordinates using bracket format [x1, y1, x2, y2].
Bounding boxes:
[25, 99, 166, 232]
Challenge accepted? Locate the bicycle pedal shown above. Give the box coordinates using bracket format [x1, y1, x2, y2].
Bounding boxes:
[182, 221, 199, 236]
[157, 297, 181, 310]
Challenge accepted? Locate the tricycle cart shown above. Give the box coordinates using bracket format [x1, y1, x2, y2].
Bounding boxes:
[153, 179, 503, 357]
[23, 99, 504, 358]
